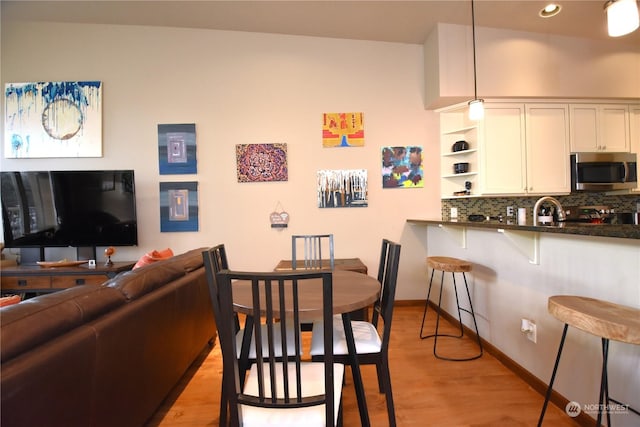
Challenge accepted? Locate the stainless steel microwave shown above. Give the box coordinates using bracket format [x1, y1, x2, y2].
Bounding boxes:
[570, 152, 638, 191]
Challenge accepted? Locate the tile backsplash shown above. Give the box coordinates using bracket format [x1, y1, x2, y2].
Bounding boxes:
[441, 193, 640, 221]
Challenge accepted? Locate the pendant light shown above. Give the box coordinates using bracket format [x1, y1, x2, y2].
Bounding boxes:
[468, 0, 484, 120]
[605, 0, 640, 37]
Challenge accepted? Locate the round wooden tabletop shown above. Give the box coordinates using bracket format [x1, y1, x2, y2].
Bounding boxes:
[232, 270, 381, 321]
[548, 295, 640, 345]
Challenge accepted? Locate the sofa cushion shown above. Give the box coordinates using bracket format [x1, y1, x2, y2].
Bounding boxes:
[0, 286, 126, 362]
[105, 261, 184, 301]
[168, 247, 207, 273]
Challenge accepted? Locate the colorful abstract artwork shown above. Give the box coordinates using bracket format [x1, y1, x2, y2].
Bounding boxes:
[382, 146, 424, 188]
[322, 112, 364, 147]
[158, 123, 197, 174]
[236, 143, 288, 182]
[317, 169, 368, 208]
[159, 181, 199, 232]
[4, 81, 102, 158]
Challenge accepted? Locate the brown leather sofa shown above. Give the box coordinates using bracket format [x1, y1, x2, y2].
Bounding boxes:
[0, 247, 216, 427]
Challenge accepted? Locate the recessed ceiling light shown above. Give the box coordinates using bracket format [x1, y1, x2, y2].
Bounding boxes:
[539, 3, 562, 18]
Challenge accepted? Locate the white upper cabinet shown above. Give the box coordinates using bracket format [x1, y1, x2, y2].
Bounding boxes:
[480, 104, 526, 195]
[438, 101, 571, 198]
[569, 104, 630, 152]
[630, 106, 640, 193]
[524, 104, 571, 195]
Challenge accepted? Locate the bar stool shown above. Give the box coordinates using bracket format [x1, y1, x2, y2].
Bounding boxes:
[419, 256, 483, 361]
[538, 295, 640, 427]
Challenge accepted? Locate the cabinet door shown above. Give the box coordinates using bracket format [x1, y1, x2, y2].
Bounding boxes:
[630, 106, 640, 193]
[480, 104, 526, 194]
[525, 104, 570, 195]
[569, 104, 598, 152]
[599, 104, 629, 152]
[570, 104, 629, 152]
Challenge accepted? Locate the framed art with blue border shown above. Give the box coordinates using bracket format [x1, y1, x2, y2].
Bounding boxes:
[158, 123, 197, 174]
[159, 181, 199, 232]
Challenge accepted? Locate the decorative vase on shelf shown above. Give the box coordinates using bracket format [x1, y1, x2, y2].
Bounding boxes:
[104, 247, 116, 267]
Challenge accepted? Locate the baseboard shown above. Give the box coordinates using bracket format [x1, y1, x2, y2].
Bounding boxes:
[398, 299, 594, 426]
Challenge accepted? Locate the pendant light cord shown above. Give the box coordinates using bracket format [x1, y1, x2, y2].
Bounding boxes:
[471, 0, 478, 100]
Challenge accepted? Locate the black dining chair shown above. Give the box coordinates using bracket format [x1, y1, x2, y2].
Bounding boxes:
[291, 234, 335, 270]
[215, 269, 344, 427]
[202, 245, 300, 426]
[310, 239, 401, 427]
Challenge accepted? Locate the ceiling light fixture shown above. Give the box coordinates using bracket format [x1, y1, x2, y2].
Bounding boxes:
[539, 3, 562, 18]
[468, 0, 484, 121]
[605, 0, 640, 37]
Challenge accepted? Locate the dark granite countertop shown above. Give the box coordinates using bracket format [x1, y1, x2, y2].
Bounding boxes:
[406, 218, 640, 240]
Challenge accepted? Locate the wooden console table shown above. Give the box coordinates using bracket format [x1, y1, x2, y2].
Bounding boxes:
[0, 261, 135, 295]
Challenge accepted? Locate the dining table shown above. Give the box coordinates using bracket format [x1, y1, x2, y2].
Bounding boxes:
[231, 269, 380, 427]
[274, 257, 369, 274]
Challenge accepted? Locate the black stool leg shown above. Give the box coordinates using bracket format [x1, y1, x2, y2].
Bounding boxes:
[419, 269, 436, 339]
[538, 323, 569, 427]
[460, 272, 483, 356]
[597, 338, 610, 427]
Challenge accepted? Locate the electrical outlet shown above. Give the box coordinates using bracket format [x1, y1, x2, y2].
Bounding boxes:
[521, 318, 537, 343]
[506, 206, 514, 217]
[527, 322, 537, 343]
[450, 207, 458, 219]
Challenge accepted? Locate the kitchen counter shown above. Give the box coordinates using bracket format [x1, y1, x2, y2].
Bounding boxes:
[406, 218, 640, 240]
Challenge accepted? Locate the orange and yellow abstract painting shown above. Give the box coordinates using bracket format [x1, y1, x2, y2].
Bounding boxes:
[322, 112, 364, 147]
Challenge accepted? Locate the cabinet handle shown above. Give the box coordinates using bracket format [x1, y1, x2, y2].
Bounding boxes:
[75, 278, 86, 285]
[18, 279, 27, 287]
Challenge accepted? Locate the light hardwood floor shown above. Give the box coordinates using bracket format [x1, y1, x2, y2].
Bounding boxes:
[146, 303, 580, 426]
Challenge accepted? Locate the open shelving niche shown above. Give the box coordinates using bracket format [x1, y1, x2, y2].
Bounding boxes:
[438, 104, 480, 199]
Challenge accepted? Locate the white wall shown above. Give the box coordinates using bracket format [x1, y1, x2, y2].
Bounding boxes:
[0, 21, 440, 299]
[425, 23, 640, 108]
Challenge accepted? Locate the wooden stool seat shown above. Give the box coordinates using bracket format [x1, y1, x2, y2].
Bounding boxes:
[426, 256, 472, 273]
[548, 295, 640, 345]
[539, 295, 640, 426]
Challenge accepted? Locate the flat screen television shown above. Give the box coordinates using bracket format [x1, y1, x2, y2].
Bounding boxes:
[1, 170, 138, 258]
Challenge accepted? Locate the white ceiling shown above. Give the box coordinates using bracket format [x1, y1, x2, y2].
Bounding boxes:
[2, 0, 640, 45]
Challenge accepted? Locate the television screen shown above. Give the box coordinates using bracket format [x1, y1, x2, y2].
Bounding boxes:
[1, 170, 138, 248]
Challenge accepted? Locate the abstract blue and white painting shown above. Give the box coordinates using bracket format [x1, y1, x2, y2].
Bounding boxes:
[157, 123, 197, 174]
[4, 81, 102, 158]
[159, 181, 199, 232]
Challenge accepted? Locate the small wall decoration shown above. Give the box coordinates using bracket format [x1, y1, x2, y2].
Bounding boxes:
[382, 146, 424, 188]
[322, 112, 364, 147]
[236, 143, 288, 182]
[4, 81, 102, 158]
[317, 169, 368, 208]
[270, 201, 290, 228]
[158, 123, 197, 174]
[159, 181, 199, 232]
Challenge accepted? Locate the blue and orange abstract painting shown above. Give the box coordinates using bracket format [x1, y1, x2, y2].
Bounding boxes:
[381, 146, 424, 188]
[4, 81, 102, 158]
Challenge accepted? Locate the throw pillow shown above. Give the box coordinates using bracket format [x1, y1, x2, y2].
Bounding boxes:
[133, 248, 174, 269]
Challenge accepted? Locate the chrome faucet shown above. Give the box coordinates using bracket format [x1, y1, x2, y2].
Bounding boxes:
[533, 196, 567, 225]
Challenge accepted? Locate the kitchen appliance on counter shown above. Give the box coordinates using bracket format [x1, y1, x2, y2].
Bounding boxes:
[570, 152, 637, 191]
[564, 205, 638, 224]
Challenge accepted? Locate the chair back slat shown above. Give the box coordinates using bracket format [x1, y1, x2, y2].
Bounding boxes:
[291, 234, 335, 270]
[215, 269, 337, 425]
[378, 241, 401, 352]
